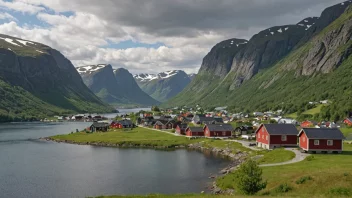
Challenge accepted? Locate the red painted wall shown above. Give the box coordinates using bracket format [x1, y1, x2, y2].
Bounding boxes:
[301, 121, 313, 128]
[344, 119, 352, 126]
[186, 129, 204, 136]
[270, 135, 297, 145]
[299, 132, 308, 150]
[308, 139, 342, 150]
[256, 125, 269, 144]
[204, 126, 231, 137]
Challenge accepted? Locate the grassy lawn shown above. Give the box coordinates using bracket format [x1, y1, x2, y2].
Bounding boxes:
[286, 104, 326, 119]
[217, 143, 352, 197]
[340, 127, 352, 138]
[257, 148, 296, 164]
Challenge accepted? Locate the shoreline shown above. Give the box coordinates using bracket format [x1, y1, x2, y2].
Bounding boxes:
[41, 137, 247, 194]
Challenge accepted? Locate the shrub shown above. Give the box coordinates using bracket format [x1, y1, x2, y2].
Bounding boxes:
[344, 172, 349, 177]
[296, 176, 313, 184]
[275, 183, 292, 193]
[234, 159, 267, 195]
[329, 187, 351, 196]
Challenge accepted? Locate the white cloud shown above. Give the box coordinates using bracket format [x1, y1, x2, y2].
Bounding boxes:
[0, 12, 16, 21]
[0, 0, 346, 74]
[0, 0, 44, 14]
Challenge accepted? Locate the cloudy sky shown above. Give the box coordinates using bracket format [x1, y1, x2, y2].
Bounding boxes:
[0, 0, 344, 74]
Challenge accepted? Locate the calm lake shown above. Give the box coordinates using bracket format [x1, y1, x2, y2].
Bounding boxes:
[0, 121, 229, 198]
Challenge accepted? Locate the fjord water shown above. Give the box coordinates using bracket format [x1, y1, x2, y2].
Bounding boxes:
[0, 122, 228, 198]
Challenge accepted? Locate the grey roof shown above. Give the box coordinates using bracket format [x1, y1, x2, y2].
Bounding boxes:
[178, 124, 188, 129]
[214, 117, 224, 123]
[155, 120, 168, 125]
[91, 122, 109, 127]
[117, 119, 133, 126]
[300, 128, 345, 140]
[263, 124, 298, 135]
[199, 117, 216, 122]
[206, 124, 233, 131]
[188, 127, 204, 133]
[346, 117, 352, 122]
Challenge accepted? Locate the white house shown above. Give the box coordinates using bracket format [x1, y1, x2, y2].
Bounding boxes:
[253, 112, 264, 117]
[278, 118, 298, 125]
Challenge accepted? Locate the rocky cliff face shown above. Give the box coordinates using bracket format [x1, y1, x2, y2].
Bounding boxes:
[0, 34, 113, 119]
[134, 70, 191, 102]
[164, 1, 352, 111]
[77, 65, 159, 106]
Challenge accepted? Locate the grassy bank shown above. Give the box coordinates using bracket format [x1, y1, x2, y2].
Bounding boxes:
[93, 195, 270, 198]
[217, 143, 352, 197]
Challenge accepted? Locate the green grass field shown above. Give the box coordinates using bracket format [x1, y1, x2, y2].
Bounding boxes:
[286, 104, 326, 119]
[217, 143, 352, 197]
[258, 148, 296, 164]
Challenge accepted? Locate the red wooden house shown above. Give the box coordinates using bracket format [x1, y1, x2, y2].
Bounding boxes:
[298, 128, 345, 153]
[300, 120, 317, 128]
[175, 124, 188, 135]
[203, 124, 233, 138]
[343, 118, 352, 126]
[256, 124, 298, 149]
[110, 121, 122, 129]
[186, 127, 204, 137]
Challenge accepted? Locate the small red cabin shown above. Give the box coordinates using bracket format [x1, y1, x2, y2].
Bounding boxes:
[175, 124, 188, 135]
[300, 120, 316, 128]
[203, 124, 233, 138]
[256, 124, 298, 150]
[298, 128, 345, 153]
[110, 122, 122, 129]
[186, 127, 204, 137]
[343, 118, 352, 126]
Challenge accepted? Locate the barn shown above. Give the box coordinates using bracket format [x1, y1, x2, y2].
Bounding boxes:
[186, 127, 204, 137]
[298, 128, 345, 153]
[175, 124, 188, 135]
[204, 124, 233, 138]
[256, 124, 298, 149]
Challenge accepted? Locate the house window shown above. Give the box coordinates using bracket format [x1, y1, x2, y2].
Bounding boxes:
[222, 131, 226, 136]
[281, 135, 287, 141]
[327, 140, 333, 146]
[314, 140, 320, 145]
[266, 135, 268, 141]
[302, 137, 306, 142]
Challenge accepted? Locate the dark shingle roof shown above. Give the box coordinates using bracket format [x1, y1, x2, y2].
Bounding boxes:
[199, 117, 216, 122]
[300, 128, 345, 139]
[117, 119, 133, 126]
[91, 122, 109, 127]
[155, 120, 168, 125]
[178, 124, 188, 129]
[263, 124, 298, 135]
[188, 127, 204, 132]
[206, 124, 233, 131]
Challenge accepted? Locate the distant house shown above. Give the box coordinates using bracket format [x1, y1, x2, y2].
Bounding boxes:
[253, 112, 264, 117]
[320, 100, 329, 104]
[204, 124, 233, 138]
[176, 124, 188, 135]
[165, 120, 176, 129]
[298, 128, 345, 153]
[301, 120, 317, 128]
[154, 120, 170, 129]
[90, 122, 109, 132]
[343, 118, 352, 126]
[234, 126, 254, 136]
[278, 118, 298, 125]
[142, 116, 155, 126]
[186, 127, 204, 137]
[93, 115, 103, 121]
[193, 114, 223, 125]
[256, 124, 298, 149]
[117, 119, 133, 128]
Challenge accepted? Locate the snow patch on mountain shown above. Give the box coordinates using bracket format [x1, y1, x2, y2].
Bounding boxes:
[0, 37, 21, 47]
[134, 70, 189, 82]
[76, 64, 109, 74]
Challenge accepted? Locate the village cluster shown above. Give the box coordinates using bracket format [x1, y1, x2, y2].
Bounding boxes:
[84, 106, 352, 154]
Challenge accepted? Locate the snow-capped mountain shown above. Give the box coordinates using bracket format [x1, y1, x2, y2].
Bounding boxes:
[76, 64, 159, 106]
[134, 70, 192, 102]
[134, 70, 184, 82]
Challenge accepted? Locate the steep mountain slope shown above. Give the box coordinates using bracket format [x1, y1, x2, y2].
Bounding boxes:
[165, 1, 352, 120]
[77, 65, 159, 107]
[113, 68, 160, 105]
[134, 70, 191, 102]
[0, 34, 114, 121]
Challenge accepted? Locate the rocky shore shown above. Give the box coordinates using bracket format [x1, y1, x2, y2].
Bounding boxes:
[42, 138, 248, 194]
